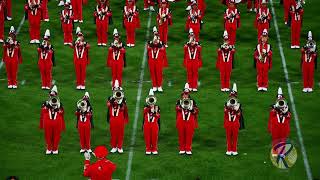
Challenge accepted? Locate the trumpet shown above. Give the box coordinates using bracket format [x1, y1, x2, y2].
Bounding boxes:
[180, 98, 193, 110]
[48, 96, 60, 109]
[146, 95, 157, 106]
[276, 99, 287, 109]
[77, 99, 88, 112]
[227, 97, 240, 111]
[113, 90, 124, 100]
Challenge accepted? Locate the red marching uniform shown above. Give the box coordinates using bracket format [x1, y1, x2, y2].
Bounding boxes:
[107, 95, 129, 153]
[5, 0, 11, 20]
[76, 111, 93, 151]
[176, 91, 199, 154]
[224, 84, 244, 156]
[3, 37, 22, 88]
[83, 146, 117, 180]
[268, 88, 291, 148]
[255, 3, 271, 40]
[183, 39, 202, 91]
[94, 1, 112, 46]
[147, 38, 168, 91]
[224, 3, 240, 46]
[187, 0, 206, 16]
[37, 39, 55, 89]
[186, 4, 202, 42]
[71, 0, 83, 22]
[283, 0, 295, 24]
[123, 1, 140, 47]
[143, 102, 160, 154]
[107, 42, 126, 88]
[216, 44, 235, 91]
[157, 1, 172, 46]
[25, 0, 42, 43]
[72, 36, 90, 89]
[290, 2, 304, 48]
[301, 40, 317, 92]
[254, 30, 272, 91]
[60, 2, 74, 45]
[0, 0, 5, 42]
[40, 87, 65, 154]
[41, 0, 49, 21]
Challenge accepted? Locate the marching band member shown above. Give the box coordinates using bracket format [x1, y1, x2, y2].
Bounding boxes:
[3, 31, 22, 89]
[144, 0, 155, 11]
[41, 0, 49, 21]
[83, 146, 116, 179]
[6, 0, 11, 20]
[186, 0, 206, 16]
[183, 36, 202, 92]
[143, 89, 160, 155]
[176, 83, 199, 155]
[38, 29, 55, 90]
[268, 87, 291, 151]
[254, 29, 272, 91]
[76, 92, 94, 153]
[157, 0, 172, 47]
[185, 1, 203, 42]
[224, 83, 244, 156]
[290, 0, 304, 49]
[107, 80, 129, 154]
[112, 28, 124, 47]
[0, 0, 5, 43]
[71, 0, 83, 23]
[147, 32, 168, 92]
[40, 85, 65, 155]
[216, 30, 236, 92]
[283, 0, 295, 25]
[60, 0, 74, 45]
[24, 0, 42, 44]
[224, 0, 240, 46]
[301, 31, 317, 93]
[71, 27, 90, 90]
[254, 0, 271, 41]
[123, 0, 140, 47]
[94, 0, 112, 46]
[107, 30, 126, 89]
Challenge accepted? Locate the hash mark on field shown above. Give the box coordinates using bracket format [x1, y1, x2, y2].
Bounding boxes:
[125, 11, 153, 180]
[21, 80, 26, 85]
[270, 0, 313, 179]
[167, 80, 172, 87]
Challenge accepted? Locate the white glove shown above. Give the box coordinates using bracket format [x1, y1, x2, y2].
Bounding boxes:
[84, 152, 91, 160]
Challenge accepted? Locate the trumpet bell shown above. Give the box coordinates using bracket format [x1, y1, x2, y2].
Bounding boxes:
[113, 90, 124, 99]
[48, 96, 60, 109]
[146, 95, 157, 105]
[276, 99, 287, 108]
[180, 98, 193, 110]
[77, 99, 88, 112]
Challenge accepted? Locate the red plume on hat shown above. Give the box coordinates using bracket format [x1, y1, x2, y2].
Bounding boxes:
[93, 146, 108, 158]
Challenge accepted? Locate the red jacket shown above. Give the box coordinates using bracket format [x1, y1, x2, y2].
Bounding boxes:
[83, 159, 116, 180]
[72, 42, 90, 64]
[123, 4, 140, 28]
[147, 44, 168, 67]
[216, 48, 235, 70]
[3, 44, 22, 64]
[183, 43, 202, 68]
[224, 7, 240, 29]
[268, 108, 291, 136]
[94, 4, 112, 23]
[143, 106, 160, 129]
[157, 7, 172, 26]
[254, 42, 272, 69]
[60, 9, 74, 24]
[175, 100, 199, 129]
[223, 107, 240, 129]
[40, 105, 65, 131]
[107, 47, 126, 67]
[107, 98, 129, 124]
[255, 6, 271, 28]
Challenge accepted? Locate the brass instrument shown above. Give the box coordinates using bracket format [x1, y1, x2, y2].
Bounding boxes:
[77, 99, 88, 113]
[112, 90, 124, 100]
[146, 95, 157, 106]
[227, 97, 240, 111]
[48, 96, 61, 109]
[180, 98, 193, 110]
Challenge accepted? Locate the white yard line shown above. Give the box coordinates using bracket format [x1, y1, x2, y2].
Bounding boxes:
[0, 15, 25, 72]
[270, 1, 313, 179]
[125, 11, 152, 180]
[21, 80, 26, 85]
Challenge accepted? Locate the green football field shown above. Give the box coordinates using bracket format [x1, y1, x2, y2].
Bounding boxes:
[0, 0, 319, 179]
